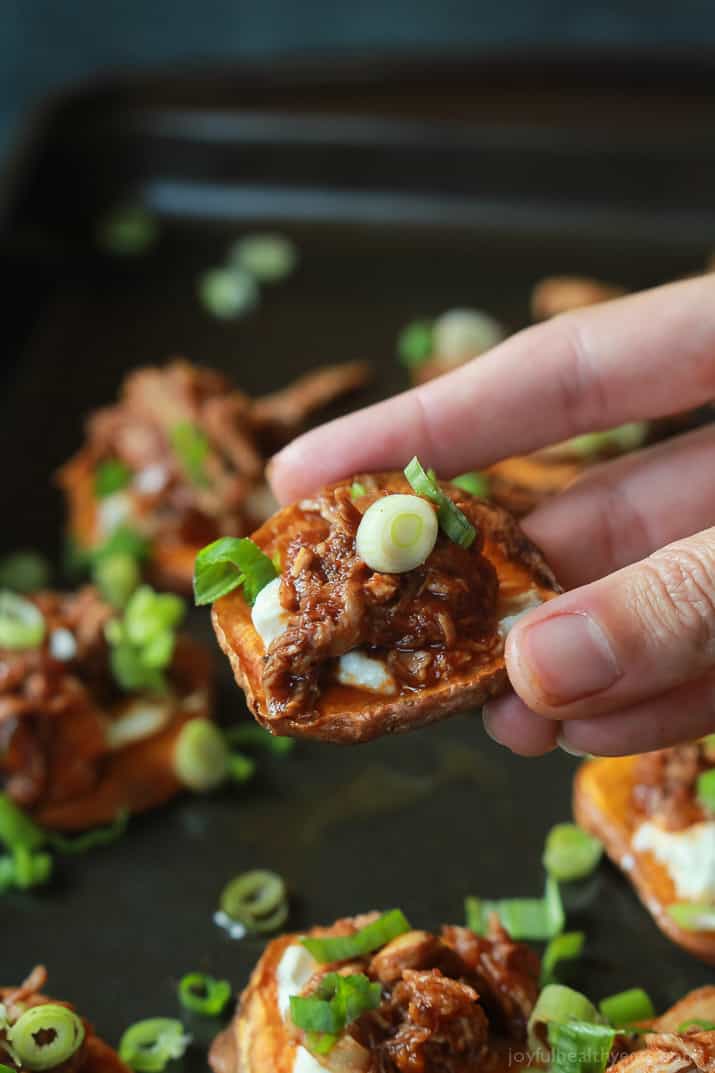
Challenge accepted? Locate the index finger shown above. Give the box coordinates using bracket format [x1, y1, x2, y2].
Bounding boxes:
[269, 274, 715, 504]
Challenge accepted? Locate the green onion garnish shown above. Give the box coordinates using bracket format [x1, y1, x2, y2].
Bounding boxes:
[540, 931, 585, 987]
[198, 267, 258, 320]
[451, 472, 491, 498]
[290, 972, 382, 1055]
[94, 459, 132, 498]
[94, 553, 141, 609]
[547, 1020, 616, 1073]
[220, 869, 288, 934]
[678, 1019, 715, 1032]
[8, 1004, 85, 1070]
[598, 988, 655, 1028]
[0, 592, 46, 650]
[106, 586, 185, 694]
[224, 724, 294, 755]
[543, 823, 603, 882]
[696, 769, 715, 813]
[404, 456, 476, 549]
[563, 422, 647, 460]
[169, 422, 211, 488]
[301, 908, 410, 964]
[0, 793, 47, 851]
[527, 984, 601, 1054]
[96, 205, 159, 257]
[0, 551, 50, 594]
[466, 874, 564, 941]
[397, 319, 434, 368]
[119, 1018, 190, 1073]
[350, 481, 367, 499]
[0, 847, 53, 892]
[49, 810, 129, 855]
[178, 973, 232, 1017]
[229, 234, 298, 282]
[193, 536, 278, 606]
[174, 719, 229, 792]
[668, 902, 715, 931]
[94, 525, 151, 565]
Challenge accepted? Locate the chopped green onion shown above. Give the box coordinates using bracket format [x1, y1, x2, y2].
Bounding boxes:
[178, 973, 232, 1017]
[230, 234, 298, 282]
[169, 422, 211, 488]
[433, 309, 505, 362]
[106, 586, 185, 694]
[290, 972, 381, 1054]
[124, 587, 184, 646]
[224, 725, 294, 755]
[404, 456, 476, 549]
[198, 267, 258, 320]
[528, 984, 601, 1054]
[220, 869, 288, 933]
[193, 537, 278, 606]
[49, 810, 129, 855]
[301, 909, 410, 964]
[599, 988, 655, 1028]
[696, 769, 715, 813]
[0, 793, 47, 851]
[547, 1020, 616, 1073]
[119, 1018, 190, 1073]
[678, 1019, 715, 1032]
[350, 481, 367, 499]
[174, 719, 228, 792]
[543, 823, 603, 882]
[541, 931, 585, 987]
[8, 1004, 85, 1070]
[563, 422, 647, 460]
[397, 319, 434, 368]
[356, 494, 439, 573]
[0, 592, 46, 650]
[97, 205, 159, 256]
[94, 525, 151, 565]
[94, 553, 141, 609]
[466, 875, 564, 941]
[94, 459, 132, 498]
[451, 472, 491, 498]
[0, 1063, 15, 1073]
[0, 551, 50, 594]
[3, 846, 53, 891]
[668, 902, 715, 931]
[227, 753, 256, 784]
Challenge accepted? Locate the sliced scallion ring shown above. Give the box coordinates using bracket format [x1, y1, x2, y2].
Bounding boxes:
[599, 988, 655, 1028]
[169, 422, 210, 488]
[220, 869, 288, 933]
[350, 481, 367, 500]
[174, 719, 229, 792]
[668, 902, 715, 931]
[527, 984, 602, 1054]
[466, 874, 564, 941]
[8, 1003, 85, 1070]
[94, 553, 141, 609]
[198, 267, 258, 320]
[301, 908, 410, 963]
[94, 459, 132, 498]
[0, 551, 50, 594]
[397, 320, 435, 369]
[547, 1019, 616, 1073]
[290, 972, 381, 1054]
[540, 930, 585, 987]
[451, 471, 491, 498]
[356, 494, 438, 573]
[230, 234, 298, 282]
[678, 1019, 715, 1032]
[178, 973, 232, 1017]
[696, 769, 715, 813]
[0, 793, 47, 851]
[404, 456, 476, 548]
[193, 537, 278, 606]
[543, 823, 603, 881]
[0, 592, 46, 650]
[118, 1018, 190, 1073]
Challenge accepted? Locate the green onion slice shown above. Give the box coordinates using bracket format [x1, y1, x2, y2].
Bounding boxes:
[0, 551, 50, 594]
[227, 753, 256, 784]
[678, 1019, 715, 1032]
[466, 875, 564, 941]
[696, 769, 715, 813]
[94, 525, 151, 565]
[119, 1018, 190, 1073]
[178, 973, 232, 1017]
[547, 1020, 616, 1073]
[95, 459, 132, 498]
[230, 234, 298, 282]
[404, 456, 476, 549]
[193, 537, 278, 606]
[0, 592, 46, 651]
[4, 846, 53, 891]
[198, 267, 258, 320]
[527, 984, 602, 1054]
[49, 810, 129, 855]
[0, 1063, 15, 1073]
[174, 719, 228, 792]
[220, 869, 288, 933]
[397, 320, 434, 369]
[290, 973, 382, 1055]
[94, 553, 141, 609]
[543, 823, 603, 882]
[124, 587, 185, 647]
[540, 931, 585, 987]
[599, 988, 655, 1028]
[8, 1004, 85, 1070]
[169, 422, 211, 488]
[668, 902, 715, 931]
[350, 481, 367, 499]
[0, 794, 47, 851]
[224, 725, 294, 755]
[451, 472, 491, 498]
[301, 909, 410, 964]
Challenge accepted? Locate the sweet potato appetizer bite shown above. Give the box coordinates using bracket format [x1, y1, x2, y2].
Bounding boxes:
[574, 741, 715, 964]
[0, 965, 127, 1073]
[198, 460, 559, 743]
[210, 909, 541, 1073]
[59, 358, 369, 593]
[0, 585, 213, 830]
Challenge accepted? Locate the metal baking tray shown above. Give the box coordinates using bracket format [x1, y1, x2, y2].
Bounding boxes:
[1, 53, 714, 1064]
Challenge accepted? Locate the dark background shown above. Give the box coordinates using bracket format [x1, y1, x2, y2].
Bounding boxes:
[4, 0, 715, 158]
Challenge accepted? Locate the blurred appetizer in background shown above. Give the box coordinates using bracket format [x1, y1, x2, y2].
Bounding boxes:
[0, 965, 127, 1073]
[398, 308, 507, 386]
[59, 357, 370, 594]
[529, 275, 627, 321]
[0, 583, 216, 831]
[574, 739, 715, 964]
[195, 458, 559, 743]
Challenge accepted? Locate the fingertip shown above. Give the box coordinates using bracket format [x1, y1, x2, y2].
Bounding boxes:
[482, 693, 559, 756]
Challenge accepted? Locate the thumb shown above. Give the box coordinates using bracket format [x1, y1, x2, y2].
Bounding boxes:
[505, 527, 715, 720]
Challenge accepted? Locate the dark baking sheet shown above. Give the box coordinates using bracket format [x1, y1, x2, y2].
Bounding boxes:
[1, 56, 714, 1065]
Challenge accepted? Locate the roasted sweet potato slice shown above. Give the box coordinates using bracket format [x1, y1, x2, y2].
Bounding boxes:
[574, 756, 715, 964]
[211, 472, 559, 743]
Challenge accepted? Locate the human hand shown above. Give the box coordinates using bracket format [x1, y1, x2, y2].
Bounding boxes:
[268, 274, 715, 757]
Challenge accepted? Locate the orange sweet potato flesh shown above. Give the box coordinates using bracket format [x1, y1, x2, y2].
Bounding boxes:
[212, 472, 560, 744]
[573, 757, 715, 965]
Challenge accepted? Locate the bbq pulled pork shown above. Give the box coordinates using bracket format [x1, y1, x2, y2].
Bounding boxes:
[632, 742, 714, 832]
[0, 966, 128, 1073]
[59, 358, 370, 592]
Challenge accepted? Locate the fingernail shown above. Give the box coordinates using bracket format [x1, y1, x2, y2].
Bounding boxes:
[518, 612, 622, 706]
[557, 733, 587, 758]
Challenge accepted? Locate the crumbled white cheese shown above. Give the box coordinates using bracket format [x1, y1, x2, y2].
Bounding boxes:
[293, 1048, 329, 1073]
[49, 628, 77, 661]
[105, 698, 172, 750]
[275, 944, 317, 1023]
[97, 492, 132, 535]
[251, 577, 290, 649]
[134, 464, 168, 496]
[498, 589, 544, 637]
[336, 650, 397, 695]
[633, 820, 715, 900]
